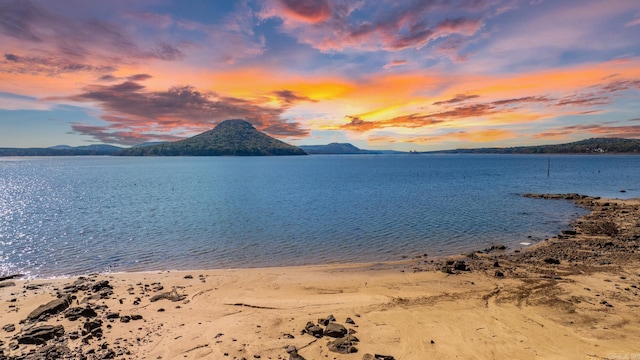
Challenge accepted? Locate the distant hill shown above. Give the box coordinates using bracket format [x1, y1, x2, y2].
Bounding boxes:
[0, 144, 123, 156]
[299, 142, 404, 154]
[131, 141, 166, 148]
[301, 143, 376, 154]
[429, 138, 640, 154]
[117, 119, 306, 156]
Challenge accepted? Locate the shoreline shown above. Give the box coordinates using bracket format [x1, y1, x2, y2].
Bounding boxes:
[2, 194, 640, 359]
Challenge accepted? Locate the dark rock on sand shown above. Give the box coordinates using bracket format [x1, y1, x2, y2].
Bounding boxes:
[65, 306, 98, 321]
[0, 281, 16, 288]
[327, 335, 359, 354]
[23, 343, 71, 359]
[363, 354, 395, 360]
[325, 323, 348, 338]
[16, 325, 65, 344]
[286, 345, 305, 360]
[544, 258, 561, 265]
[345, 317, 356, 325]
[91, 280, 113, 292]
[150, 289, 187, 302]
[453, 260, 469, 271]
[318, 314, 335, 326]
[0, 274, 23, 282]
[83, 320, 103, 334]
[106, 312, 120, 319]
[3, 323, 15, 332]
[26, 295, 72, 322]
[304, 322, 323, 338]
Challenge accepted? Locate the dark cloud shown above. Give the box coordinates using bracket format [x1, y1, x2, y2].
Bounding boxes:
[273, 90, 317, 105]
[69, 124, 184, 146]
[98, 73, 152, 82]
[0, 0, 45, 42]
[555, 94, 611, 107]
[50, 79, 309, 144]
[0, 0, 185, 77]
[266, 0, 485, 52]
[433, 94, 479, 106]
[1, 53, 115, 76]
[127, 74, 152, 81]
[491, 96, 550, 106]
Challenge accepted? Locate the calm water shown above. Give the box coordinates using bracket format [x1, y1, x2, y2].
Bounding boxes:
[1, 154, 638, 278]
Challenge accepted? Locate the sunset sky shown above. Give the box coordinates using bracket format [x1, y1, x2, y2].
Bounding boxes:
[1, 0, 640, 151]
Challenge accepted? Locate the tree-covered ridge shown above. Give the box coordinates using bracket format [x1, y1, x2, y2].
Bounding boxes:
[431, 138, 640, 154]
[117, 119, 306, 156]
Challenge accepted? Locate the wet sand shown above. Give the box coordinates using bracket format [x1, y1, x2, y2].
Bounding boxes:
[1, 194, 640, 359]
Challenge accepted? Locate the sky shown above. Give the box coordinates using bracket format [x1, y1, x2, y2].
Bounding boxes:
[1, 0, 640, 151]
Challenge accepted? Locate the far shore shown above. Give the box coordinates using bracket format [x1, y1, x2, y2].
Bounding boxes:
[2, 194, 640, 359]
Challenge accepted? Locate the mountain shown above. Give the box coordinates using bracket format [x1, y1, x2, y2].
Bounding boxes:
[117, 119, 306, 156]
[427, 138, 640, 154]
[0, 144, 123, 156]
[299, 142, 403, 154]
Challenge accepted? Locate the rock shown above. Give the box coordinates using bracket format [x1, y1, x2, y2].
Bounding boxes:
[27, 343, 71, 359]
[26, 295, 72, 322]
[0, 274, 23, 282]
[318, 314, 335, 326]
[363, 355, 395, 360]
[0, 281, 15, 288]
[544, 258, 560, 265]
[91, 280, 113, 292]
[286, 345, 305, 360]
[16, 325, 65, 344]
[106, 312, 120, 319]
[83, 320, 102, 333]
[562, 230, 577, 236]
[304, 322, 323, 338]
[453, 261, 469, 271]
[131, 314, 143, 320]
[150, 289, 187, 302]
[494, 270, 504, 277]
[345, 317, 356, 325]
[120, 316, 131, 323]
[493, 261, 500, 268]
[325, 323, 347, 338]
[327, 335, 358, 354]
[65, 306, 98, 321]
[3, 324, 15, 332]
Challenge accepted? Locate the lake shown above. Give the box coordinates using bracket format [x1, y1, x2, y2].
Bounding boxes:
[1, 154, 638, 278]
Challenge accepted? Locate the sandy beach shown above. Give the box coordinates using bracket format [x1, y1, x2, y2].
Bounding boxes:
[2, 195, 640, 360]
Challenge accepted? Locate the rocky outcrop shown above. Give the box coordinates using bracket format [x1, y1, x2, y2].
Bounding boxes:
[15, 325, 65, 345]
[26, 295, 72, 322]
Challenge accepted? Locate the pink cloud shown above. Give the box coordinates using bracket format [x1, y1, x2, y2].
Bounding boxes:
[278, 0, 333, 23]
[383, 60, 408, 69]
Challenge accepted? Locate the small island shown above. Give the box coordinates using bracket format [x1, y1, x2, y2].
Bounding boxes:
[116, 119, 306, 156]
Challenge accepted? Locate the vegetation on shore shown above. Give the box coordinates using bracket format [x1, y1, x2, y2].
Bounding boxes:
[429, 137, 640, 154]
